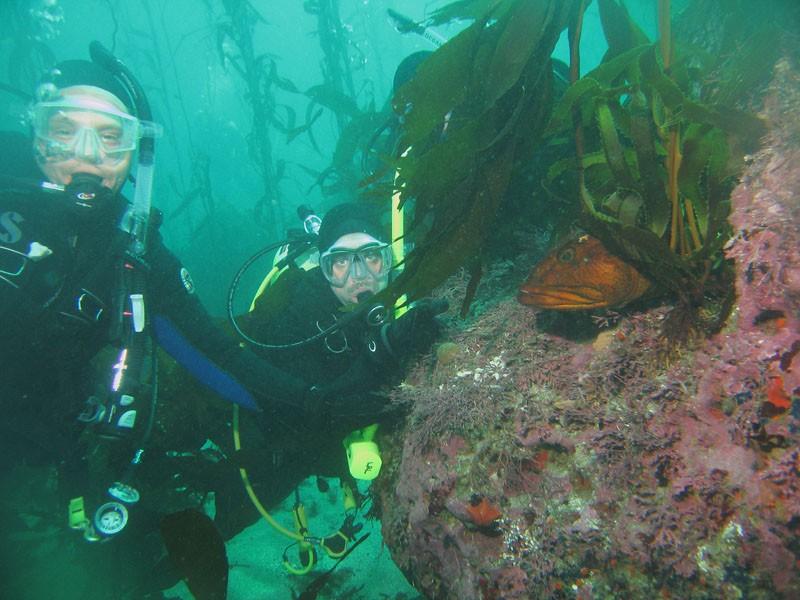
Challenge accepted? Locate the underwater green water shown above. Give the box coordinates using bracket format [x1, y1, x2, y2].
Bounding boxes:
[2, 1, 796, 599]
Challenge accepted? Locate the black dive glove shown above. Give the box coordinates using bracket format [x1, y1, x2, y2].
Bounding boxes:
[301, 386, 395, 425]
[368, 297, 449, 364]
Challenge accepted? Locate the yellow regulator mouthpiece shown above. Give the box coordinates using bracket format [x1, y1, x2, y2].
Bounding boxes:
[344, 424, 382, 480]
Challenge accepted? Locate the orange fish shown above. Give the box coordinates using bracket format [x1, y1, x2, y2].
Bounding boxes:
[518, 235, 651, 310]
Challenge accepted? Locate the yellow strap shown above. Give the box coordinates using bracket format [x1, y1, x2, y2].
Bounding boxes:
[390, 177, 405, 270]
[341, 482, 357, 512]
[320, 529, 350, 558]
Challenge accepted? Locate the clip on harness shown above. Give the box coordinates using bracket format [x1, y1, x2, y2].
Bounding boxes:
[68, 41, 158, 542]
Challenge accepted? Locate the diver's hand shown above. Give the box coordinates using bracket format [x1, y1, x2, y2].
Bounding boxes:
[295, 385, 336, 432]
[408, 297, 449, 319]
[303, 386, 397, 423]
[368, 297, 448, 363]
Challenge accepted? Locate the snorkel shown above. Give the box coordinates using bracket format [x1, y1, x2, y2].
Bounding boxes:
[89, 41, 156, 258]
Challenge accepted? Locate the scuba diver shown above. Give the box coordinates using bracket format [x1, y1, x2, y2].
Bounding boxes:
[244, 202, 446, 404]
[224, 202, 447, 548]
[0, 44, 325, 598]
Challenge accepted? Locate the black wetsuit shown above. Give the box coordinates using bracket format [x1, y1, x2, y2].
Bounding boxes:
[247, 265, 391, 401]
[0, 131, 307, 598]
[235, 263, 437, 504]
[0, 129, 309, 447]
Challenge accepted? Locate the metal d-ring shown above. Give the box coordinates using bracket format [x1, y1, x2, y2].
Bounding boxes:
[317, 317, 348, 354]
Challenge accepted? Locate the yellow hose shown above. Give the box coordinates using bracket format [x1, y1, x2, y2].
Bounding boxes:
[232, 404, 302, 541]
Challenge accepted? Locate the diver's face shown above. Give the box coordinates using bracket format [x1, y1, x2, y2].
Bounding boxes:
[328, 233, 389, 305]
[34, 86, 133, 194]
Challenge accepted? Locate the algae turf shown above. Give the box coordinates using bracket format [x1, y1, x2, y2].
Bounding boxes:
[373, 46, 800, 600]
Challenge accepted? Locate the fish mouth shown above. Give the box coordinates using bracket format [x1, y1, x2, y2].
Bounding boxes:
[517, 285, 610, 310]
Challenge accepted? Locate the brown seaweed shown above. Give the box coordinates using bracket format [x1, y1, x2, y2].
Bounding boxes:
[372, 0, 582, 312]
[545, 0, 779, 311]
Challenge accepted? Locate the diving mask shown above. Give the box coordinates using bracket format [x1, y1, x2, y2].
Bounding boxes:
[320, 242, 392, 288]
[31, 96, 161, 165]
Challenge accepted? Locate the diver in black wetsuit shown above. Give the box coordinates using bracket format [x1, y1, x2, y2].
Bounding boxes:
[235, 202, 447, 512]
[0, 47, 317, 598]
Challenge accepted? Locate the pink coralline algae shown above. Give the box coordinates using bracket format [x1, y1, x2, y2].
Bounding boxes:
[374, 57, 800, 599]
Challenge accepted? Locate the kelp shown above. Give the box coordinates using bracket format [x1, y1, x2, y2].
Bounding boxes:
[371, 0, 582, 310]
[292, 0, 380, 198]
[597, 0, 649, 61]
[218, 0, 287, 235]
[168, 153, 214, 220]
[304, 0, 358, 133]
[306, 107, 391, 199]
[545, 0, 778, 303]
[304, 84, 361, 120]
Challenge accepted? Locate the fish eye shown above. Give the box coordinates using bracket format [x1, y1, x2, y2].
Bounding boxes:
[558, 248, 575, 262]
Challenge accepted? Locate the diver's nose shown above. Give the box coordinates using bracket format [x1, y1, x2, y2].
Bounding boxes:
[72, 128, 103, 164]
[349, 255, 369, 280]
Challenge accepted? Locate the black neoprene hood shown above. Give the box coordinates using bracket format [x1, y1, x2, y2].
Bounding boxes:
[44, 59, 135, 114]
[317, 203, 386, 253]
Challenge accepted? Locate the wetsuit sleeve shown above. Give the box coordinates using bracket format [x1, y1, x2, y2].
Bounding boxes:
[323, 302, 443, 397]
[323, 351, 392, 396]
[146, 234, 309, 407]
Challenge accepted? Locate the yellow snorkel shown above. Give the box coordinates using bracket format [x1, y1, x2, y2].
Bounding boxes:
[391, 147, 411, 318]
